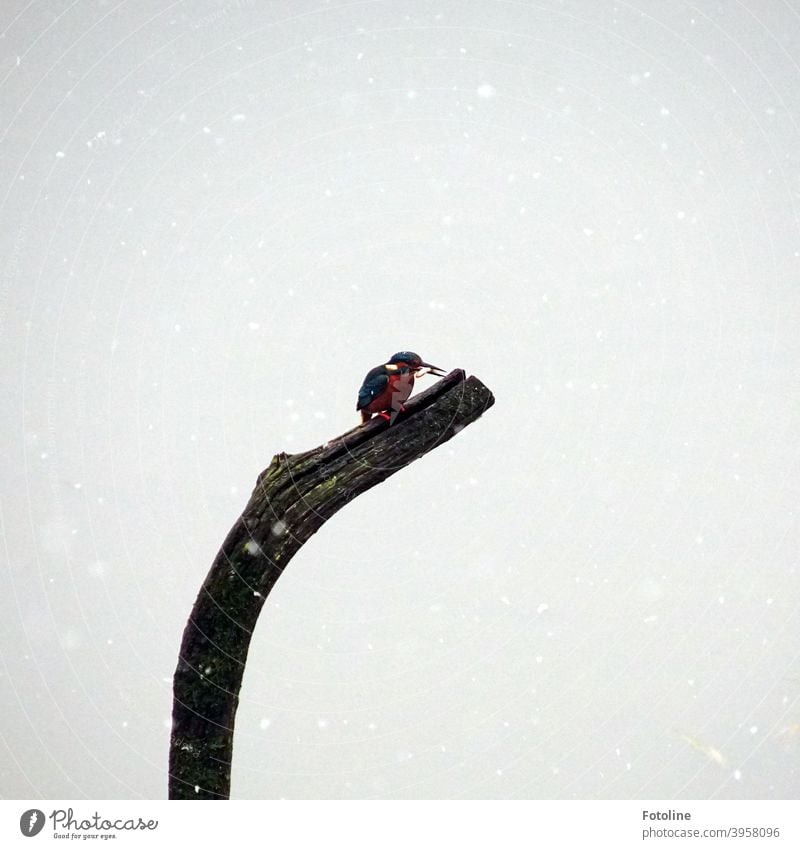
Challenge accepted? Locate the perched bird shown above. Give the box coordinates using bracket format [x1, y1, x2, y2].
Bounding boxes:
[357, 351, 446, 423]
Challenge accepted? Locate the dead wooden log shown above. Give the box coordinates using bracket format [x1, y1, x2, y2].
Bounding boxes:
[168, 369, 495, 798]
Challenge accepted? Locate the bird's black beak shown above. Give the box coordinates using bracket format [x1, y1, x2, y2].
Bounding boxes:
[419, 362, 446, 377]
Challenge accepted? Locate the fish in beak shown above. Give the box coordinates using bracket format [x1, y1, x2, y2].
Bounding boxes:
[416, 362, 447, 378]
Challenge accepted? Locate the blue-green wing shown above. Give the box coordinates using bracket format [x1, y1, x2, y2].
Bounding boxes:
[357, 367, 388, 410]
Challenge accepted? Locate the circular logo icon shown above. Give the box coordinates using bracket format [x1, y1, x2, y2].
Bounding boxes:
[19, 809, 46, 837]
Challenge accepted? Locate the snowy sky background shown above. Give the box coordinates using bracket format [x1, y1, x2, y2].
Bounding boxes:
[2, 0, 799, 800]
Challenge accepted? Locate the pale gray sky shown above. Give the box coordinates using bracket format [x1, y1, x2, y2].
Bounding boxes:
[1, 0, 799, 799]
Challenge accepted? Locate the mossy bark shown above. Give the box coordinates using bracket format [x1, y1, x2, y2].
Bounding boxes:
[168, 369, 495, 799]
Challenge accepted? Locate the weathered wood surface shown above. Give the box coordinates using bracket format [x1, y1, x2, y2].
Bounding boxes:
[168, 369, 495, 798]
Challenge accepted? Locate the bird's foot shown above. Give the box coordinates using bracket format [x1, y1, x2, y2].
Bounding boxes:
[377, 411, 392, 421]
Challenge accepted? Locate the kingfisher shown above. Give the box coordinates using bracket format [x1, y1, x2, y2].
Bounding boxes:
[357, 351, 446, 423]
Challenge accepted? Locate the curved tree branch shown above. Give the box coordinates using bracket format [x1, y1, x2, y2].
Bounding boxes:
[168, 369, 495, 799]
